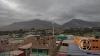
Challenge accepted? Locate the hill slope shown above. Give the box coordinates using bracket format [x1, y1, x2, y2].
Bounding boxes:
[0, 19, 100, 31]
[0, 19, 60, 31]
[63, 19, 100, 28]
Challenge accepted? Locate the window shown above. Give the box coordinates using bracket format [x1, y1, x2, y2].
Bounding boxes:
[93, 40, 95, 42]
[92, 40, 98, 42]
[43, 42, 45, 45]
[1, 41, 3, 43]
[89, 48, 91, 50]
[83, 48, 86, 50]
[83, 46, 86, 48]
[96, 47, 98, 48]
[32, 49, 37, 52]
[38, 49, 43, 53]
[47, 38, 49, 40]
[32, 49, 48, 55]
[62, 43, 68, 46]
[83, 42, 86, 43]
[36, 37, 40, 40]
[95, 40, 98, 42]
[93, 46, 95, 48]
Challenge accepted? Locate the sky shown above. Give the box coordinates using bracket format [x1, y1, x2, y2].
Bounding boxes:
[0, 0, 100, 26]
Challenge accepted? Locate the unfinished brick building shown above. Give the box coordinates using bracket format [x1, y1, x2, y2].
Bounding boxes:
[24, 35, 56, 56]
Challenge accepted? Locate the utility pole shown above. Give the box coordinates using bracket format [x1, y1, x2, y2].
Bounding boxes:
[52, 20, 55, 37]
[51, 17, 55, 37]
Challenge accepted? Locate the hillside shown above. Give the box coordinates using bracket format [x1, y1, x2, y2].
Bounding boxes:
[63, 19, 100, 28]
[0, 19, 60, 31]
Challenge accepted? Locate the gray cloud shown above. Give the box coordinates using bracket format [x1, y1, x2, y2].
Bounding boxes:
[0, 0, 100, 26]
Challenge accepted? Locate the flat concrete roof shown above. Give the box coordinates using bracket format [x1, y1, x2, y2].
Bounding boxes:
[62, 40, 74, 44]
[59, 46, 67, 53]
[9, 40, 24, 44]
[56, 41, 61, 44]
[0, 50, 23, 56]
[10, 50, 23, 55]
[19, 43, 32, 49]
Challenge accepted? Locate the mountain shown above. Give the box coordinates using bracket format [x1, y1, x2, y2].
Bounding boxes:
[0, 19, 60, 31]
[63, 19, 100, 28]
[0, 19, 100, 31]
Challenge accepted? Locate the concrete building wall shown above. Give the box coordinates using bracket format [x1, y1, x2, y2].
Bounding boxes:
[74, 36, 100, 50]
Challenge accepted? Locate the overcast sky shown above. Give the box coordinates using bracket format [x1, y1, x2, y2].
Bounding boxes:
[0, 0, 100, 26]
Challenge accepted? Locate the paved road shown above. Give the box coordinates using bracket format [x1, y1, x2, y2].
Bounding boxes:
[67, 42, 100, 56]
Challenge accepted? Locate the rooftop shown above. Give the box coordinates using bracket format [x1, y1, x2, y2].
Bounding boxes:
[62, 40, 74, 44]
[10, 50, 23, 55]
[59, 46, 67, 53]
[19, 43, 32, 49]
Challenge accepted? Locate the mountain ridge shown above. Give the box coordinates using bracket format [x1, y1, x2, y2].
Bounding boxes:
[0, 19, 61, 31]
[0, 19, 100, 31]
[63, 19, 100, 28]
